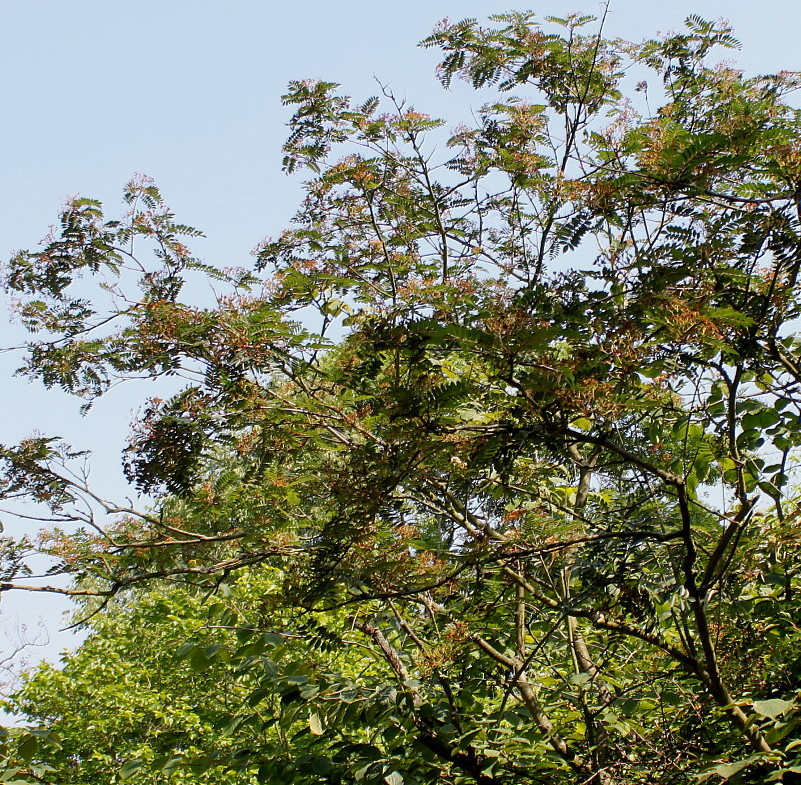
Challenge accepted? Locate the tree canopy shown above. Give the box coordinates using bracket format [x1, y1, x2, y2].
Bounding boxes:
[3, 10, 801, 784]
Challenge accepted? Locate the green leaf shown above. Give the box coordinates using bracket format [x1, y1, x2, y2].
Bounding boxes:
[753, 699, 794, 719]
[16, 735, 36, 762]
[248, 687, 271, 707]
[309, 712, 324, 735]
[699, 756, 758, 781]
[311, 755, 334, 775]
[119, 759, 145, 780]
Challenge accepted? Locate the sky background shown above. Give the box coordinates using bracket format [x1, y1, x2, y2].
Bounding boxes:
[0, 0, 799, 684]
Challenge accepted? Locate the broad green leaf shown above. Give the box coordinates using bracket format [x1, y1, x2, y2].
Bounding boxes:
[309, 712, 324, 735]
[753, 699, 794, 719]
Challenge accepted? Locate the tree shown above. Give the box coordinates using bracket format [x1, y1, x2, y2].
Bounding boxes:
[3, 10, 801, 784]
[6, 582, 264, 785]
[5, 569, 398, 785]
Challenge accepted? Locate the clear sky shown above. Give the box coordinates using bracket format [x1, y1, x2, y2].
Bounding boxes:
[0, 0, 799, 674]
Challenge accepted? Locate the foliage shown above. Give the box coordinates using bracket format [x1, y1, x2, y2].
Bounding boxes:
[4, 572, 400, 785]
[3, 10, 801, 784]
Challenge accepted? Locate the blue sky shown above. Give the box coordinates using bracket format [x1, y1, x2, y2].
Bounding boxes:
[0, 0, 799, 671]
